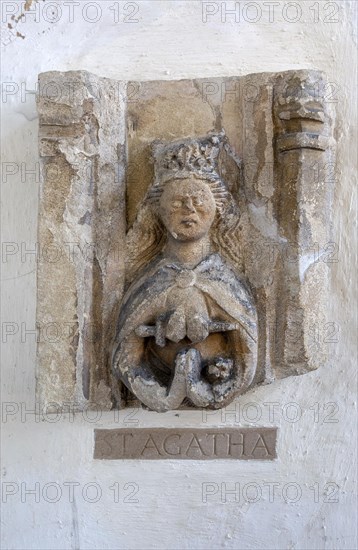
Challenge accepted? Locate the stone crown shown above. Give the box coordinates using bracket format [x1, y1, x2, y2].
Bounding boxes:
[152, 131, 227, 184]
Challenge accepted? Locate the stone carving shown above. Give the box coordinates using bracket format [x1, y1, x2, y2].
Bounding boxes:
[112, 134, 257, 411]
[36, 70, 336, 412]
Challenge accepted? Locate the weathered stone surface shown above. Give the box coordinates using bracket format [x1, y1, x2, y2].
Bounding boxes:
[36, 71, 126, 409]
[36, 69, 335, 411]
[112, 134, 258, 411]
[94, 428, 277, 460]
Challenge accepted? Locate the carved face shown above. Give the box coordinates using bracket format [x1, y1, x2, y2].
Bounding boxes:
[159, 178, 217, 242]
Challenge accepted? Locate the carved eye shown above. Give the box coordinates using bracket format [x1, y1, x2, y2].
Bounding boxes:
[172, 200, 182, 209]
[193, 197, 203, 206]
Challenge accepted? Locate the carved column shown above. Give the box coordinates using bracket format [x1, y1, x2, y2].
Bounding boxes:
[272, 70, 336, 376]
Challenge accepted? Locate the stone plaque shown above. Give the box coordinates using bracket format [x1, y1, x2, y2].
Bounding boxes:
[94, 428, 277, 460]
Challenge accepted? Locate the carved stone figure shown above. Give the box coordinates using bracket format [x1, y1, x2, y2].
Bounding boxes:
[36, 70, 335, 412]
[112, 135, 258, 411]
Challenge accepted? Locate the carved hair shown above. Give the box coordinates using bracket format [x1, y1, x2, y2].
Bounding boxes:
[126, 133, 243, 283]
[126, 175, 242, 284]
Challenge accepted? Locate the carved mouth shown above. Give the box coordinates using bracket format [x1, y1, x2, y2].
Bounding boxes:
[181, 218, 197, 226]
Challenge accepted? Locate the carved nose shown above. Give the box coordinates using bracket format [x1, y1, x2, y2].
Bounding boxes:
[183, 197, 195, 212]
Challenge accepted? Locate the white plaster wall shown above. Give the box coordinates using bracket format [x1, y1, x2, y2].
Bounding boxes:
[1, 1, 357, 549]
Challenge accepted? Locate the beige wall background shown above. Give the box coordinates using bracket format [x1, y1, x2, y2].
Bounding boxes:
[1, 1, 357, 549]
